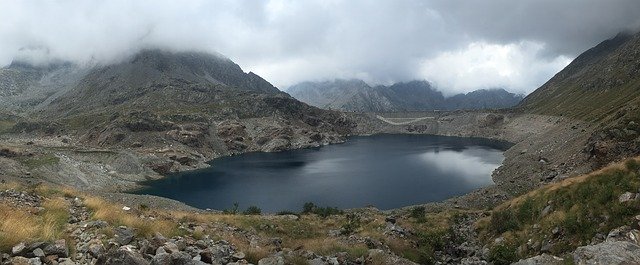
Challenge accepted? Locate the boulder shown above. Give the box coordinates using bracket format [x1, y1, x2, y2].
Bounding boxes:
[115, 227, 135, 245]
[619, 192, 636, 203]
[11, 243, 26, 256]
[43, 239, 68, 258]
[573, 241, 640, 264]
[32, 248, 45, 258]
[96, 246, 149, 265]
[9, 256, 30, 265]
[150, 253, 170, 265]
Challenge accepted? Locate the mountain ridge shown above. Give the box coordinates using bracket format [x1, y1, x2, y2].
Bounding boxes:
[287, 79, 523, 112]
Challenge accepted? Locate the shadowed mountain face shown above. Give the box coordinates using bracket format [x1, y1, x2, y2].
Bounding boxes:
[287, 79, 523, 112]
[0, 50, 354, 159]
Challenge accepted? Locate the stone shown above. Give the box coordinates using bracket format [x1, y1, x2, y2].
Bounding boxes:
[199, 250, 213, 264]
[385, 216, 396, 224]
[540, 205, 553, 217]
[232, 251, 246, 261]
[619, 192, 636, 203]
[540, 240, 553, 253]
[193, 226, 205, 235]
[12, 243, 26, 256]
[58, 258, 76, 265]
[258, 256, 285, 265]
[88, 242, 105, 258]
[29, 257, 44, 265]
[169, 252, 195, 265]
[96, 246, 149, 265]
[573, 241, 640, 264]
[43, 239, 68, 258]
[32, 248, 45, 258]
[151, 232, 168, 248]
[162, 242, 179, 254]
[513, 254, 564, 265]
[10, 256, 30, 265]
[552, 227, 561, 236]
[115, 227, 135, 245]
[150, 253, 170, 265]
[122, 206, 131, 211]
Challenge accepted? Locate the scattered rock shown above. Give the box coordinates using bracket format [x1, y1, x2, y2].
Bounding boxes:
[43, 239, 68, 258]
[115, 226, 135, 245]
[97, 246, 149, 265]
[12, 243, 26, 256]
[258, 256, 285, 265]
[513, 254, 564, 265]
[573, 241, 640, 265]
[619, 192, 636, 203]
[10, 256, 30, 265]
[32, 248, 45, 258]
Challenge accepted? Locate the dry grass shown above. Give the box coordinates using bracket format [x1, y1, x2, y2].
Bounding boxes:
[84, 196, 181, 237]
[0, 197, 69, 252]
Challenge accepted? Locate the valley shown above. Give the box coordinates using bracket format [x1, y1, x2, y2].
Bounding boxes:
[1, 29, 640, 265]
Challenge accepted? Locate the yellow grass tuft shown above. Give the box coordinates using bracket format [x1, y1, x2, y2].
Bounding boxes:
[84, 196, 181, 237]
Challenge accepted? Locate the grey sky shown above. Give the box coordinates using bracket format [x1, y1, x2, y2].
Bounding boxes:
[1, 0, 639, 95]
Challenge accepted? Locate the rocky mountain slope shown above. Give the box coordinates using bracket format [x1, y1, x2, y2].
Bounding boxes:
[287, 79, 523, 112]
[0, 50, 354, 189]
[520, 31, 640, 167]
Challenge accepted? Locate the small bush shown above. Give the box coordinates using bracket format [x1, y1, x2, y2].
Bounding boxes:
[223, 202, 239, 215]
[340, 214, 361, 235]
[410, 206, 426, 222]
[301, 202, 343, 218]
[489, 209, 519, 234]
[276, 210, 299, 216]
[488, 244, 518, 265]
[243, 206, 262, 215]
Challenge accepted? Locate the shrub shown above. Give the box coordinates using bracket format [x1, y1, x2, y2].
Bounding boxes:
[410, 206, 426, 222]
[301, 202, 343, 218]
[243, 206, 262, 215]
[489, 209, 519, 234]
[340, 214, 361, 235]
[488, 244, 518, 265]
[223, 202, 239, 215]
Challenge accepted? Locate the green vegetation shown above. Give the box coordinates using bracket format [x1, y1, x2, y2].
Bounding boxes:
[301, 202, 343, 218]
[243, 205, 262, 215]
[488, 244, 518, 265]
[479, 158, 640, 258]
[0, 120, 15, 133]
[18, 154, 60, 169]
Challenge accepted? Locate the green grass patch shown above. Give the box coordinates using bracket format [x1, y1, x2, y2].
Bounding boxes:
[18, 154, 60, 169]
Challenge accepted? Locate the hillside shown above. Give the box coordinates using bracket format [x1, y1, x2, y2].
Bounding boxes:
[287, 79, 523, 112]
[520, 32, 640, 122]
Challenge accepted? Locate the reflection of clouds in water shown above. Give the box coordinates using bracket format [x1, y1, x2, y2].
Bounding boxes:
[420, 150, 502, 185]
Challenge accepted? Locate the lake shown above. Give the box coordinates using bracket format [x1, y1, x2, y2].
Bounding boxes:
[135, 134, 510, 212]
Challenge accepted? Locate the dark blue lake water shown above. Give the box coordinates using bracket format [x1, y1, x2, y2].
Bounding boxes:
[135, 134, 509, 212]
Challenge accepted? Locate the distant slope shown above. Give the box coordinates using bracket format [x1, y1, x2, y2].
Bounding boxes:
[287, 79, 523, 112]
[520, 32, 640, 122]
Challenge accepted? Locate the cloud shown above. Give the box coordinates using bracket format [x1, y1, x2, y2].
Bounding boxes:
[1, 0, 639, 94]
[419, 41, 573, 95]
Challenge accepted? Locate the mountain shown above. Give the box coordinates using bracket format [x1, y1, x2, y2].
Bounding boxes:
[1, 50, 354, 172]
[520, 32, 640, 121]
[287, 79, 523, 112]
[520, 31, 640, 166]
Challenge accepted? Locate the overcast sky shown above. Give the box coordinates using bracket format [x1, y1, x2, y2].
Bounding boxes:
[1, 0, 639, 95]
